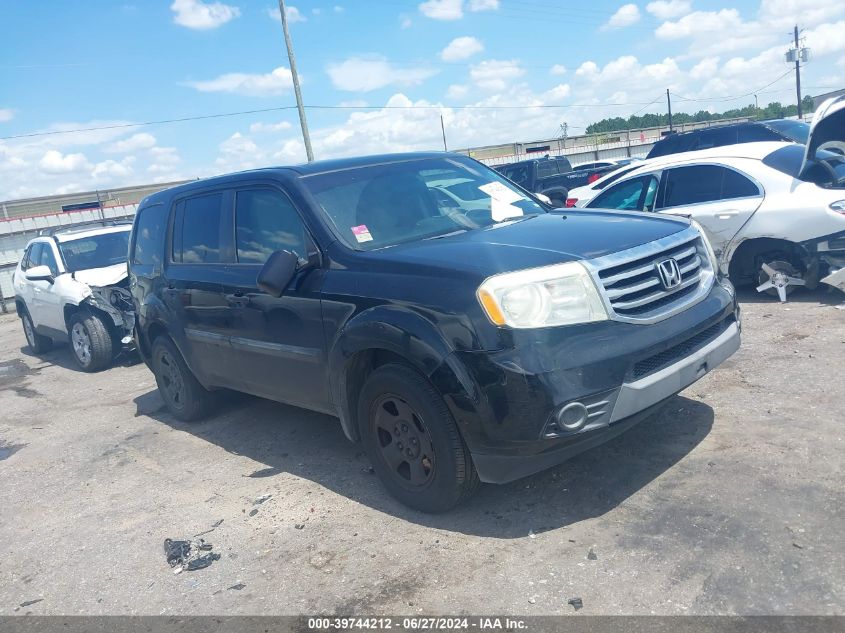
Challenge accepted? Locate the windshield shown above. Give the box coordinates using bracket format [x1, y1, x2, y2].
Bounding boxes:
[763, 120, 810, 144]
[59, 231, 131, 272]
[302, 157, 546, 250]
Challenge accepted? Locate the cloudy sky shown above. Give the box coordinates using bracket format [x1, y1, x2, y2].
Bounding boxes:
[1, 0, 843, 200]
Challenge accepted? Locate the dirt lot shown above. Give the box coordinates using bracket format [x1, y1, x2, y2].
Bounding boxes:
[0, 289, 843, 616]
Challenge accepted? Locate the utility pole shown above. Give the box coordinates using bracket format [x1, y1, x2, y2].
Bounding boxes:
[785, 25, 810, 119]
[666, 89, 673, 132]
[440, 115, 447, 151]
[277, 0, 313, 161]
[794, 25, 803, 119]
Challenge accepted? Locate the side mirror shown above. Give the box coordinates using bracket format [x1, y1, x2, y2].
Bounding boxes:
[256, 250, 299, 298]
[25, 265, 54, 284]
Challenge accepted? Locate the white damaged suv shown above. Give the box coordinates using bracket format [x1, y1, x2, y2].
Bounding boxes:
[13, 222, 136, 371]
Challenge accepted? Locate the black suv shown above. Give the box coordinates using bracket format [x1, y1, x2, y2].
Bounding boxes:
[646, 119, 810, 159]
[129, 152, 740, 512]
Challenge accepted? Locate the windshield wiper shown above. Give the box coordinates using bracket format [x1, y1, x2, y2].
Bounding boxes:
[426, 229, 469, 240]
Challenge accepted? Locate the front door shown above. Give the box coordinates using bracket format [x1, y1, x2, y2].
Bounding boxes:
[217, 186, 329, 411]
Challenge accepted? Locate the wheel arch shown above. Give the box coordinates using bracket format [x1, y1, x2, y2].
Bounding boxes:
[727, 237, 813, 286]
[328, 306, 477, 443]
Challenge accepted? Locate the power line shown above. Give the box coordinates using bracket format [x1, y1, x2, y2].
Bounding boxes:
[669, 69, 795, 104]
[0, 101, 669, 141]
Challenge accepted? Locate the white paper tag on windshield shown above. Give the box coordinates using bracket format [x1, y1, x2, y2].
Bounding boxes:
[479, 182, 524, 221]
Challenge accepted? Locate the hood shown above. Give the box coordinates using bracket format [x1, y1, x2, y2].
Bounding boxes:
[372, 210, 689, 276]
[802, 94, 845, 175]
[73, 262, 129, 287]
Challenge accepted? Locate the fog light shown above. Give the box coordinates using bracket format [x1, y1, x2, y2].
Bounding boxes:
[557, 402, 589, 430]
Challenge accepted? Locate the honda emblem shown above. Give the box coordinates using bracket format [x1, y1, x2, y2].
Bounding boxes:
[656, 258, 682, 289]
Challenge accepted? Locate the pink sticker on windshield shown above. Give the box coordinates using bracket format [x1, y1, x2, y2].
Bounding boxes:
[351, 224, 373, 243]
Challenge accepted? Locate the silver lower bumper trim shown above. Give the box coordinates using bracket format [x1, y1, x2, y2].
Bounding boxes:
[610, 322, 740, 423]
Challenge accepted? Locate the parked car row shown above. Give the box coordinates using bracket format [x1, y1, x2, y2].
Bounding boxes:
[575, 96, 845, 301]
[14, 149, 742, 512]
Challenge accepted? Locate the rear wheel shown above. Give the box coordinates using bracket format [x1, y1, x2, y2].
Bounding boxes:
[20, 310, 52, 354]
[357, 364, 479, 513]
[756, 259, 805, 302]
[151, 336, 214, 422]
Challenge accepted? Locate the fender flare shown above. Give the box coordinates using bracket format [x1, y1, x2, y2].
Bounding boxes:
[328, 305, 468, 442]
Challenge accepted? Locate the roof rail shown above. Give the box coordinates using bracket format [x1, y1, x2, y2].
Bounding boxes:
[37, 219, 133, 237]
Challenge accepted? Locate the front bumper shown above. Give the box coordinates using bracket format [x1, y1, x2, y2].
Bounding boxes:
[471, 320, 739, 483]
[445, 284, 740, 484]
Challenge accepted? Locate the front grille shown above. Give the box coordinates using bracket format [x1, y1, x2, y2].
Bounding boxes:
[632, 316, 733, 379]
[594, 232, 709, 321]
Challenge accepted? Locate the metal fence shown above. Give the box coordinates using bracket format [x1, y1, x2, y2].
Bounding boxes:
[0, 204, 138, 313]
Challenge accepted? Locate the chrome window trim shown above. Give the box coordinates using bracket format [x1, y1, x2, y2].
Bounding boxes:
[582, 225, 715, 325]
[656, 162, 765, 211]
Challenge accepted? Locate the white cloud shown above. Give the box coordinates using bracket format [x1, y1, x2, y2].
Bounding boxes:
[104, 132, 156, 153]
[249, 121, 293, 133]
[215, 132, 266, 171]
[401, 16, 412, 28]
[419, 0, 463, 20]
[575, 61, 599, 77]
[656, 8, 740, 39]
[266, 5, 306, 23]
[170, 0, 239, 29]
[39, 150, 91, 174]
[468, 0, 498, 10]
[326, 57, 438, 92]
[447, 84, 469, 99]
[440, 36, 484, 62]
[0, 108, 14, 122]
[550, 64, 567, 76]
[544, 83, 572, 101]
[602, 3, 641, 30]
[645, 0, 691, 20]
[334, 5, 344, 12]
[470, 59, 525, 91]
[690, 56, 719, 81]
[186, 67, 294, 96]
[92, 157, 135, 180]
[759, 0, 845, 30]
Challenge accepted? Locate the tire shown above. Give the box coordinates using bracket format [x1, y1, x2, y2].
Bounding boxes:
[20, 309, 53, 354]
[357, 363, 480, 513]
[150, 336, 214, 422]
[68, 311, 114, 372]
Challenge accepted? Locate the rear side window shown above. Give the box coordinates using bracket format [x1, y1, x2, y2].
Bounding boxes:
[556, 157, 572, 172]
[235, 189, 308, 264]
[132, 205, 166, 266]
[660, 165, 760, 208]
[173, 193, 223, 264]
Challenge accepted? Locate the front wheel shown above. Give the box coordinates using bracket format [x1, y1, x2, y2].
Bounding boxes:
[357, 364, 479, 513]
[150, 336, 214, 422]
[68, 311, 114, 372]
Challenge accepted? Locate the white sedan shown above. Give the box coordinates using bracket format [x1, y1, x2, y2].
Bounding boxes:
[581, 95, 845, 301]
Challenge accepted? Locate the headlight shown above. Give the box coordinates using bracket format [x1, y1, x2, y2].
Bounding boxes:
[690, 220, 719, 272]
[477, 262, 608, 328]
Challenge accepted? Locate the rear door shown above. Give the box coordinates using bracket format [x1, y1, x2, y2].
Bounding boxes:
[216, 185, 329, 410]
[16, 243, 41, 321]
[166, 190, 233, 384]
[655, 164, 763, 255]
[33, 241, 65, 331]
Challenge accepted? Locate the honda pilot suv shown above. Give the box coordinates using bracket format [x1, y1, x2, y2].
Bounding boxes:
[129, 152, 740, 512]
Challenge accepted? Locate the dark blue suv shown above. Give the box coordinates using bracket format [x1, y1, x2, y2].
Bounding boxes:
[128, 152, 740, 512]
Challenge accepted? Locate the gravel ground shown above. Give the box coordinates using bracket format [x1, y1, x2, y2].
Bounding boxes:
[0, 288, 843, 616]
